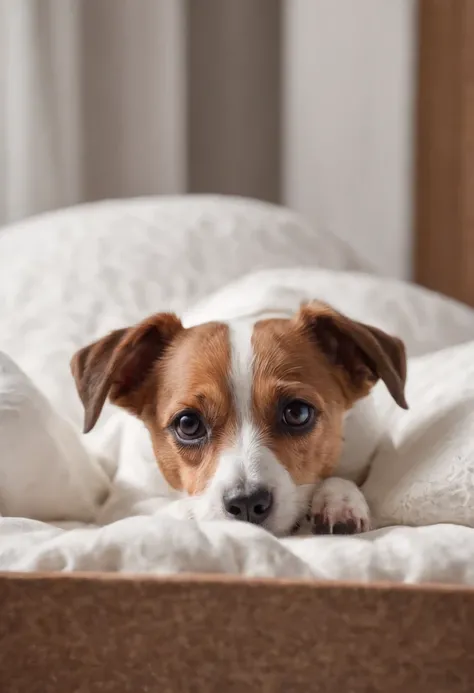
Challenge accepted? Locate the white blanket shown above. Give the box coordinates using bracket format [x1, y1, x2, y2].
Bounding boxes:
[2, 197, 474, 584]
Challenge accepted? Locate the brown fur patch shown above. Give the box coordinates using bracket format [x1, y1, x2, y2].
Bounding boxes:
[297, 301, 407, 409]
[248, 305, 406, 488]
[142, 322, 236, 493]
[71, 313, 183, 433]
[251, 318, 347, 486]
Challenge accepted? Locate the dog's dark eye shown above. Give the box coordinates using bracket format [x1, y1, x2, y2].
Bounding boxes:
[173, 411, 207, 443]
[281, 400, 315, 430]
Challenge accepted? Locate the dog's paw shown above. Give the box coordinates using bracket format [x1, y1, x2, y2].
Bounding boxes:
[309, 477, 371, 535]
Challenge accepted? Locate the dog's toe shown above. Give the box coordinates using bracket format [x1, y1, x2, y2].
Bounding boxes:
[310, 478, 371, 535]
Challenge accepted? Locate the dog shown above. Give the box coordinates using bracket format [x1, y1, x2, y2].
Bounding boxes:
[71, 300, 407, 537]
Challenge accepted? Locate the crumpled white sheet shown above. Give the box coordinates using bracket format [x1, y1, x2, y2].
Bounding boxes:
[3, 514, 474, 584]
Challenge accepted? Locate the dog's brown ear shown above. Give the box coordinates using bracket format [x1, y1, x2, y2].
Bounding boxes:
[298, 302, 408, 409]
[71, 313, 183, 433]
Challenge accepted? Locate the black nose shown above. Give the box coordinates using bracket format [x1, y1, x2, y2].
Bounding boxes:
[223, 488, 273, 525]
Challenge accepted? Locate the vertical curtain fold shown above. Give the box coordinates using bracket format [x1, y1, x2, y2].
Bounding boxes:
[187, 0, 281, 203]
[0, 0, 281, 227]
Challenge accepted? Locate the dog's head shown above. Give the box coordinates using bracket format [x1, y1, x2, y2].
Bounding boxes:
[71, 302, 407, 535]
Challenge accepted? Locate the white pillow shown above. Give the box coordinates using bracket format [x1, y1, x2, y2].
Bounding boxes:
[0, 351, 110, 522]
[363, 339, 474, 527]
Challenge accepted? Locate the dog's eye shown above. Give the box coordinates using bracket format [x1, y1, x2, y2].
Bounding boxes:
[281, 400, 315, 430]
[172, 411, 207, 443]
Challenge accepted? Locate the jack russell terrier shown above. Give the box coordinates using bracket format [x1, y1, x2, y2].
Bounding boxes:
[71, 300, 407, 537]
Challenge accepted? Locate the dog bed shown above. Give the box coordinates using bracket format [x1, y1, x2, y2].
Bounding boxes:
[1, 196, 474, 690]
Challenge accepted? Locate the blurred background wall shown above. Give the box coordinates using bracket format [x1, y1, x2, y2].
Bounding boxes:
[0, 0, 417, 278]
[284, 0, 416, 279]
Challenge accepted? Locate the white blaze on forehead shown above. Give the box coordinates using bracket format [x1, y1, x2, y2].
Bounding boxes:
[224, 320, 262, 489]
[201, 318, 268, 494]
[219, 320, 286, 489]
[228, 320, 255, 423]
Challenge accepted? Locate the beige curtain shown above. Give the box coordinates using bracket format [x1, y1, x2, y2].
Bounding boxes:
[0, 0, 188, 225]
[1, 0, 85, 222]
[0, 0, 281, 227]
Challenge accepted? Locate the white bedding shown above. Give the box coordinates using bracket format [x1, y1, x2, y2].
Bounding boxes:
[3, 514, 474, 584]
[2, 196, 474, 584]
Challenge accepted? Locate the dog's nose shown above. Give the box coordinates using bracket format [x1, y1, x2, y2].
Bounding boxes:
[223, 487, 273, 525]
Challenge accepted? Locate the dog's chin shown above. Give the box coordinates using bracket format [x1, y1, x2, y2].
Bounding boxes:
[191, 483, 314, 537]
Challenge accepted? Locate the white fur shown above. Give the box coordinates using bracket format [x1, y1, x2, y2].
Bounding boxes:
[196, 320, 312, 535]
[228, 320, 254, 423]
